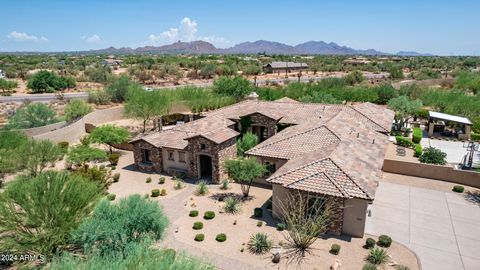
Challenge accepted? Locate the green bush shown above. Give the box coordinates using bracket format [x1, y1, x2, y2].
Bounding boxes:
[108, 153, 120, 166]
[253, 207, 263, 218]
[220, 179, 230, 190]
[366, 237, 376, 249]
[64, 99, 92, 122]
[453, 185, 465, 193]
[378, 235, 392, 248]
[151, 189, 160, 197]
[276, 223, 286, 231]
[87, 89, 111, 105]
[189, 210, 199, 217]
[107, 194, 116, 201]
[160, 189, 167, 196]
[58, 141, 69, 151]
[395, 136, 414, 148]
[471, 132, 480, 141]
[7, 103, 59, 129]
[362, 263, 378, 270]
[367, 248, 389, 265]
[247, 233, 272, 254]
[215, 233, 227, 242]
[112, 173, 120, 182]
[193, 222, 204, 230]
[158, 177, 166, 184]
[223, 197, 242, 214]
[194, 234, 205, 242]
[330, 244, 341, 255]
[257, 221, 263, 227]
[196, 180, 209, 196]
[146, 177, 152, 183]
[414, 144, 423, 157]
[174, 180, 184, 190]
[204, 211, 215, 220]
[419, 147, 447, 165]
[396, 265, 410, 270]
[412, 127, 422, 143]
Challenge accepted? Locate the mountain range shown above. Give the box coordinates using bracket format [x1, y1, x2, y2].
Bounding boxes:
[1, 40, 434, 56]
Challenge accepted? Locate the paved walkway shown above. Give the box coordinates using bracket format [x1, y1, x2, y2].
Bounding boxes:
[366, 182, 480, 270]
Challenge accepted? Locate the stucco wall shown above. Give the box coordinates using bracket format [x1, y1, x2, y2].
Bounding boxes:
[162, 148, 189, 173]
[383, 159, 480, 188]
[21, 121, 67, 137]
[342, 198, 369, 237]
[250, 156, 287, 186]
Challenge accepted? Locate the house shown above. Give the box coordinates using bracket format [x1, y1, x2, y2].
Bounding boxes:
[0, 69, 5, 79]
[130, 97, 394, 237]
[343, 57, 371, 66]
[263, 61, 309, 74]
[101, 59, 123, 67]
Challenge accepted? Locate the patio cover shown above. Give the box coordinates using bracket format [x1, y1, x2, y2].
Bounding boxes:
[429, 111, 472, 125]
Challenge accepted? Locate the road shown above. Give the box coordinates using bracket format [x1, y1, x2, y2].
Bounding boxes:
[0, 73, 388, 103]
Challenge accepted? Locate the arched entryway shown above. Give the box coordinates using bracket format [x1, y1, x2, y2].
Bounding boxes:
[198, 154, 212, 180]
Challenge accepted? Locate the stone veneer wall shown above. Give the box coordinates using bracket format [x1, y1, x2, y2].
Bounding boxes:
[248, 113, 278, 138]
[132, 140, 163, 172]
[186, 136, 237, 183]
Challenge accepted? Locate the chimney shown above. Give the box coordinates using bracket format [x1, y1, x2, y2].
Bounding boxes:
[246, 92, 259, 101]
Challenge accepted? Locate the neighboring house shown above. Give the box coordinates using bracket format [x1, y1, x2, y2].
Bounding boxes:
[343, 57, 371, 66]
[0, 69, 5, 79]
[130, 96, 394, 237]
[101, 59, 123, 67]
[263, 61, 309, 74]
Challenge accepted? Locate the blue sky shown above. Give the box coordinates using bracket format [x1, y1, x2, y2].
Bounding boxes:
[0, 0, 479, 55]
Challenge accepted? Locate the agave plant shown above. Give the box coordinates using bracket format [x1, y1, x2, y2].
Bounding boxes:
[367, 248, 389, 265]
[247, 233, 272, 255]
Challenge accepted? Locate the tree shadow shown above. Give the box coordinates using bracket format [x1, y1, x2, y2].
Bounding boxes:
[208, 192, 254, 202]
[464, 191, 480, 206]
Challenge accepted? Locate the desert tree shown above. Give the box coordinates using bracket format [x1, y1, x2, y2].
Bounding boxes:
[388, 96, 423, 131]
[67, 144, 108, 169]
[236, 132, 258, 156]
[223, 157, 265, 198]
[88, 124, 130, 154]
[63, 99, 92, 122]
[19, 139, 64, 176]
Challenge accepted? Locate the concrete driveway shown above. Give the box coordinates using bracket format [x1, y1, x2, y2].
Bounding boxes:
[421, 138, 479, 165]
[366, 182, 480, 270]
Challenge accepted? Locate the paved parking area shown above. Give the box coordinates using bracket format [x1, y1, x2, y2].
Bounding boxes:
[366, 182, 480, 270]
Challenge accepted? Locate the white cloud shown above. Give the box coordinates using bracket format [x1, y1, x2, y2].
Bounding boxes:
[82, 34, 102, 44]
[147, 17, 228, 47]
[7, 31, 48, 42]
[199, 35, 231, 47]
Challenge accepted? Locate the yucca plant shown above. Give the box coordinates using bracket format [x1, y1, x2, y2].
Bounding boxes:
[220, 179, 230, 190]
[367, 248, 389, 265]
[223, 197, 242, 214]
[247, 233, 272, 255]
[196, 180, 209, 196]
[174, 179, 184, 190]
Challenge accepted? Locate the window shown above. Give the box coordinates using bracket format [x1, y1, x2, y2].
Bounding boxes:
[200, 143, 206, 150]
[168, 151, 174, 161]
[179, 151, 186, 163]
[263, 161, 276, 177]
[141, 149, 151, 163]
[262, 127, 268, 140]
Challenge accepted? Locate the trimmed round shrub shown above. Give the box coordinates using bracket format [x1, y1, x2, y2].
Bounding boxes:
[146, 177, 152, 183]
[192, 222, 203, 230]
[108, 153, 120, 166]
[112, 173, 120, 182]
[204, 211, 215, 220]
[276, 223, 286, 231]
[189, 210, 199, 217]
[158, 177, 165, 184]
[253, 207, 263, 218]
[160, 189, 167, 196]
[378, 235, 392, 248]
[366, 237, 376, 249]
[362, 263, 377, 270]
[256, 221, 263, 227]
[247, 233, 272, 254]
[452, 185, 464, 193]
[107, 194, 116, 201]
[194, 233, 204, 242]
[151, 189, 160, 197]
[174, 180, 184, 190]
[215, 233, 227, 242]
[330, 243, 341, 255]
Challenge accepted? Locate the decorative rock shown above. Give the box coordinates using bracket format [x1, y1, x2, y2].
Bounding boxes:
[330, 259, 341, 270]
[272, 252, 281, 264]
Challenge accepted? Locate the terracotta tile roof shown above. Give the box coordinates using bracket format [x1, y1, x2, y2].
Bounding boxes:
[186, 126, 239, 144]
[274, 97, 300, 103]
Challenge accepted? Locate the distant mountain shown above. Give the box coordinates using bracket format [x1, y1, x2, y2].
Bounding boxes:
[0, 40, 432, 56]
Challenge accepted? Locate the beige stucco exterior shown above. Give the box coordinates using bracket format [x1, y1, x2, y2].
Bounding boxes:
[162, 148, 189, 174]
[342, 198, 369, 237]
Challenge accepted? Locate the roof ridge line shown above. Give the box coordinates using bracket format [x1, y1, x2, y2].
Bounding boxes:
[328, 158, 372, 199]
[322, 172, 350, 198]
[267, 157, 330, 182]
[348, 106, 388, 132]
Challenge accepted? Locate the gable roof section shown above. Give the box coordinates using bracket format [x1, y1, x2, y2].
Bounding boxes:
[185, 126, 239, 144]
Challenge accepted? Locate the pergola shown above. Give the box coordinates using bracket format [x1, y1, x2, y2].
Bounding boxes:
[428, 111, 472, 140]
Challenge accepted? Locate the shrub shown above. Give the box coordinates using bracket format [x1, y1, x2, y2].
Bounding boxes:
[189, 210, 199, 217]
[257, 221, 263, 227]
[453, 185, 465, 193]
[112, 173, 120, 182]
[412, 127, 422, 143]
[194, 234, 205, 242]
[58, 141, 69, 151]
[220, 179, 230, 190]
[151, 189, 160, 197]
[254, 207, 263, 218]
[193, 222, 204, 230]
[64, 99, 92, 122]
[146, 177, 152, 183]
[471, 132, 480, 141]
[419, 147, 447, 165]
[107, 194, 116, 201]
[276, 223, 286, 231]
[395, 136, 414, 148]
[7, 103, 59, 129]
[196, 180, 209, 196]
[367, 248, 389, 265]
[362, 263, 377, 270]
[160, 189, 167, 196]
[158, 177, 165, 184]
[414, 144, 423, 157]
[223, 197, 242, 214]
[247, 233, 272, 254]
[215, 233, 227, 242]
[204, 211, 215, 220]
[377, 235, 392, 248]
[87, 89, 111, 105]
[108, 153, 120, 166]
[396, 266, 410, 270]
[366, 237, 376, 249]
[174, 180, 184, 190]
[71, 165, 111, 191]
[330, 244, 341, 255]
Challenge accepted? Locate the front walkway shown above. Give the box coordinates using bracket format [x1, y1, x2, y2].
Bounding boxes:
[366, 180, 480, 270]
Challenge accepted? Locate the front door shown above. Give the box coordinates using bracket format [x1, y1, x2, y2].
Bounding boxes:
[199, 154, 212, 180]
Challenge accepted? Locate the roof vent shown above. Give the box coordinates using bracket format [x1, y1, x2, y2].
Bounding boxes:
[357, 133, 360, 138]
[372, 139, 375, 144]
